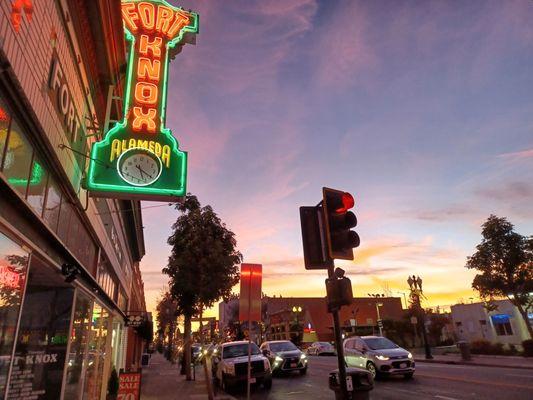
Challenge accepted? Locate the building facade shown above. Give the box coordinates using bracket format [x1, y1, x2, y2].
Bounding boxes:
[451, 300, 531, 346]
[0, 1, 147, 399]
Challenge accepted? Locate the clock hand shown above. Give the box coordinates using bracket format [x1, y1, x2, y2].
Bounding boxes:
[135, 165, 146, 180]
[137, 164, 154, 179]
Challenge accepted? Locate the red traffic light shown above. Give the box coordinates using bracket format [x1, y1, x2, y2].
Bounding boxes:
[335, 192, 355, 214]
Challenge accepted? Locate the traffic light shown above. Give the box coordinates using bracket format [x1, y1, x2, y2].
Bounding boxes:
[325, 268, 353, 311]
[322, 187, 360, 260]
[300, 206, 333, 270]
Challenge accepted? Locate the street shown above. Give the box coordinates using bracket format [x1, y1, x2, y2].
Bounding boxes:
[218, 356, 533, 400]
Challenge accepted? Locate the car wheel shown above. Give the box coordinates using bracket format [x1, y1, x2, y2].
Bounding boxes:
[221, 375, 230, 392]
[366, 362, 377, 380]
[403, 372, 414, 379]
[263, 377, 272, 390]
[300, 367, 307, 375]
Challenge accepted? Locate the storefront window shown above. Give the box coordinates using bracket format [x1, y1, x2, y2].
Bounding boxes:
[0, 99, 10, 170]
[82, 303, 110, 400]
[0, 232, 29, 400]
[26, 157, 48, 217]
[2, 120, 34, 197]
[63, 292, 93, 400]
[8, 256, 74, 400]
[43, 178, 61, 233]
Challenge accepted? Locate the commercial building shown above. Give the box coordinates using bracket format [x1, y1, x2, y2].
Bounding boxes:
[0, 1, 148, 399]
[451, 300, 531, 346]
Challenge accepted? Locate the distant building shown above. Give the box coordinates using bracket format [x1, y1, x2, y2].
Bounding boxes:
[263, 296, 404, 343]
[451, 300, 531, 346]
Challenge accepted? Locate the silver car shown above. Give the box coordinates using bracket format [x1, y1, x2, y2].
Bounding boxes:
[306, 341, 336, 356]
[344, 336, 415, 379]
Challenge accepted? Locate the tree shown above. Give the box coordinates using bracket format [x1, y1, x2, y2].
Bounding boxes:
[466, 215, 533, 338]
[163, 194, 242, 380]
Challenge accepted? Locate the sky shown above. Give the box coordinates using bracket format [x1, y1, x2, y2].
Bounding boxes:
[139, 0, 533, 321]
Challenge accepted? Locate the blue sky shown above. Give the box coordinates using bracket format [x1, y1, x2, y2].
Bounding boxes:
[139, 0, 533, 316]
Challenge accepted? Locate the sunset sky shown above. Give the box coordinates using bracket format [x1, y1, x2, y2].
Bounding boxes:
[139, 0, 533, 320]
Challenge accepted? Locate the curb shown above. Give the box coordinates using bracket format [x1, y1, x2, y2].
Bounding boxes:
[414, 358, 533, 370]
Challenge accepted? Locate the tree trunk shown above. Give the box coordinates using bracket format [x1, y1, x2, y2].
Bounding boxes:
[513, 296, 533, 339]
[200, 306, 214, 400]
[184, 314, 192, 380]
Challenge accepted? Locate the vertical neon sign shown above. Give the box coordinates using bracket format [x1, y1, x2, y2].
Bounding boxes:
[85, 0, 198, 200]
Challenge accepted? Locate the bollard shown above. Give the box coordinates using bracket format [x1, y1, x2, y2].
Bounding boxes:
[457, 341, 471, 361]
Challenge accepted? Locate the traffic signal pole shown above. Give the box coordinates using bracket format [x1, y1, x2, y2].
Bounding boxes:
[328, 263, 350, 400]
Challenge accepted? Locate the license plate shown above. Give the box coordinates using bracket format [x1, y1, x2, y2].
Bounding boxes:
[291, 363, 297, 368]
[400, 363, 407, 368]
[249, 377, 256, 383]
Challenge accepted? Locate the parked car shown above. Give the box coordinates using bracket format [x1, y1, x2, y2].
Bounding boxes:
[260, 340, 308, 374]
[344, 336, 415, 379]
[191, 344, 203, 363]
[211, 341, 272, 391]
[306, 341, 336, 356]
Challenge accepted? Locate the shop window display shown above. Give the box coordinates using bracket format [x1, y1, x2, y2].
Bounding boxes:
[0, 99, 11, 170]
[25, 156, 48, 218]
[0, 232, 29, 400]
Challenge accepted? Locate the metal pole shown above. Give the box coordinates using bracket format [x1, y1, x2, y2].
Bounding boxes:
[329, 264, 349, 400]
[376, 303, 383, 336]
[247, 276, 252, 400]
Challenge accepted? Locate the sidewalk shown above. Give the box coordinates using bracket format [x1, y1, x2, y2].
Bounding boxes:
[414, 353, 533, 370]
[140, 353, 235, 399]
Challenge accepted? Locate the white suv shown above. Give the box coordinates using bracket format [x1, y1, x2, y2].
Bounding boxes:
[344, 336, 414, 379]
[211, 341, 272, 391]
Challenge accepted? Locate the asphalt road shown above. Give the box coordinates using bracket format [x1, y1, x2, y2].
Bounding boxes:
[218, 355, 533, 400]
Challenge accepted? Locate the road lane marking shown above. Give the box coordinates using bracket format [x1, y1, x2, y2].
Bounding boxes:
[435, 396, 460, 400]
[417, 373, 533, 390]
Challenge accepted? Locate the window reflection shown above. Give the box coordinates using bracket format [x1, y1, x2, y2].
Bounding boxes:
[2, 120, 33, 197]
[0, 232, 29, 400]
[26, 157, 48, 217]
[43, 178, 61, 233]
[82, 303, 110, 400]
[63, 293, 92, 400]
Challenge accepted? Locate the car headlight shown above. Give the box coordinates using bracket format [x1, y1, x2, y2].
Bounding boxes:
[376, 355, 389, 361]
[275, 356, 283, 363]
[300, 354, 307, 359]
[407, 352, 413, 359]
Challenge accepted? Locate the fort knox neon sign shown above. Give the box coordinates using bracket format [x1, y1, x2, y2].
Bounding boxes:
[84, 0, 198, 201]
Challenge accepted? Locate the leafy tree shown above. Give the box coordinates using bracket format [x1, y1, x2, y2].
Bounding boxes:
[163, 194, 242, 380]
[466, 215, 533, 338]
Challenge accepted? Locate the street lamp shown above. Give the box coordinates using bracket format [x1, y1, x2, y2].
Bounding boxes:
[292, 306, 303, 344]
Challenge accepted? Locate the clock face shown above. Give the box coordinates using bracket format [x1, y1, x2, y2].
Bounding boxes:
[117, 148, 162, 186]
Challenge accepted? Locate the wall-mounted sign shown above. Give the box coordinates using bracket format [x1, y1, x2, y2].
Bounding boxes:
[84, 0, 198, 201]
[125, 314, 145, 328]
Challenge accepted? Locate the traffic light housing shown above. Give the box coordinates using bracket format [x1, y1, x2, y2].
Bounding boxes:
[322, 187, 360, 260]
[326, 275, 353, 312]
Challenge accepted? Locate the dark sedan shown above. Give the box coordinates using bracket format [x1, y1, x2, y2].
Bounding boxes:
[260, 340, 308, 375]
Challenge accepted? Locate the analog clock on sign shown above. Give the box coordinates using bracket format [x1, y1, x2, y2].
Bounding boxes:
[117, 148, 162, 186]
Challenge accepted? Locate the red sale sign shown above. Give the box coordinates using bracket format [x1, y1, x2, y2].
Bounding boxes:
[118, 372, 141, 400]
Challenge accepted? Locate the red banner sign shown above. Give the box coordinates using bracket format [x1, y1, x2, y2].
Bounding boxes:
[118, 372, 141, 400]
[239, 263, 262, 322]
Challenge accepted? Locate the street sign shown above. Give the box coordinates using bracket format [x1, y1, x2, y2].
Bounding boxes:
[377, 320, 383, 328]
[239, 264, 262, 322]
[85, 1, 199, 201]
[350, 319, 356, 327]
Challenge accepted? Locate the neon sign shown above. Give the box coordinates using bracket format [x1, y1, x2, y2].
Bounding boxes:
[84, 0, 198, 200]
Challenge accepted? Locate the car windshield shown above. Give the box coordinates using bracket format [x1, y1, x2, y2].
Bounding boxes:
[319, 342, 331, 347]
[223, 343, 261, 359]
[270, 342, 298, 352]
[363, 337, 399, 350]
